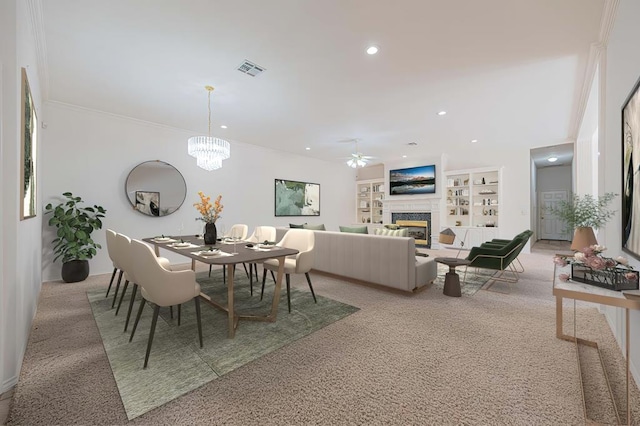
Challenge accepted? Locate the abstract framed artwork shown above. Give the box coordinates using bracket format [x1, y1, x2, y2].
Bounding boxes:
[274, 179, 320, 216]
[135, 191, 160, 217]
[20, 68, 37, 220]
[389, 164, 436, 195]
[622, 74, 640, 261]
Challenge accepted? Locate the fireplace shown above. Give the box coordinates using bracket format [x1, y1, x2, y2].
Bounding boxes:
[392, 212, 431, 248]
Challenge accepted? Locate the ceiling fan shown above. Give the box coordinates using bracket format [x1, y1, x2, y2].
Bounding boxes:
[342, 139, 374, 168]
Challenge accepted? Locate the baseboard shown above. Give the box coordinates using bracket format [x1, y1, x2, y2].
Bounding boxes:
[1, 376, 17, 394]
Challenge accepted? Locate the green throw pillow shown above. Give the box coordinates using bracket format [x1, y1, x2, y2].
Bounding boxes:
[302, 224, 326, 231]
[339, 225, 368, 234]
[289, 223, 306, 228]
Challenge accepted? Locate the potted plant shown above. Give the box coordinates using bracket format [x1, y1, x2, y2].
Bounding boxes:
[44, 192, 107, 282]
[547, 192, 616, 251]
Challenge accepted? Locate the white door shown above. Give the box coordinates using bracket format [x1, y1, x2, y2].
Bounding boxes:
[539, 191, 569, 240]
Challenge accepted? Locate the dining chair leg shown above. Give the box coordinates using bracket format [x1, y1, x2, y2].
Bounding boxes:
[124, 283, 138, 332]
[105, 267, 117, 297]
[261, 269, 267, 301]
[115, 280, 129, 316]
[305, 272, 317, 303]
[209, 264, 213, 277]
[194, 297, 203, 348]
[129, 298, 146, 342]
[270, 270, 276, 283]
[178, 304, 181, 326]
[144, 305, 161, 369]
[248, 263, 254, 296]
[285, 274, 291, 313]
[223, 266, 226, 283]
[242, 262, 250, 280]
[111, 271, 124, 308]
[170, 305, 174, 319]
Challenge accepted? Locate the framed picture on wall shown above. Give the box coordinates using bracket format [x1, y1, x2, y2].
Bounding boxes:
[622, 74, 640, 260]
[20, 68, 38, 220]
[274, 179, 320, 216]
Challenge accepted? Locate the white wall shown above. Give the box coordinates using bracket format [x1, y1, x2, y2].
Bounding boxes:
[41, 102, 355, 281]
[599, 0, 640, 386]
[1, 0, 44, 394]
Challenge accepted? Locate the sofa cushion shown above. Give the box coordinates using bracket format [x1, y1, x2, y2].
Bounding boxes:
[303, 224, 326, 231]
[373, 227, 408, 237]
[339, 225, 368, 234]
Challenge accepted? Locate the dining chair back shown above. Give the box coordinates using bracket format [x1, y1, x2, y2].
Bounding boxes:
[227, 224, 249, 240]
[247, 226, 277, 243]
[128, 239, 203, 368]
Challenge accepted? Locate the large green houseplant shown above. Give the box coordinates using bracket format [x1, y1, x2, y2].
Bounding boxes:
[547, 192, 616, 250]
[45, 192, 107, 282]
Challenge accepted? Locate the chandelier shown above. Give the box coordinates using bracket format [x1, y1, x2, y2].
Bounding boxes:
[187, 86, 230, 171]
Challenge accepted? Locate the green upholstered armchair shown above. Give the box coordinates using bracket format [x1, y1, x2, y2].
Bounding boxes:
[478, 230, 533, 273]
[463, 233, 528, 292]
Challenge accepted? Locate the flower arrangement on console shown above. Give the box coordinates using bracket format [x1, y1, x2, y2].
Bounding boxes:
[553, 244, 637, 284]
[194, 191, 223, 223]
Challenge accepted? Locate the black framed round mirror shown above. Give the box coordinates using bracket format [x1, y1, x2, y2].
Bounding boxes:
[125, 160, 187, 217]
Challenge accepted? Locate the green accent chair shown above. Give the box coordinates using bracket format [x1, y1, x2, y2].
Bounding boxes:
[479, 230, 533, 273]
[463, 233, 529, 292]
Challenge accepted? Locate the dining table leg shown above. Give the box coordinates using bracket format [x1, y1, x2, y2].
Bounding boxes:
[268, 257, 286, 318]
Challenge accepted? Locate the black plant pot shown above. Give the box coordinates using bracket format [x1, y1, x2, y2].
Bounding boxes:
[61, 260, 90, 283]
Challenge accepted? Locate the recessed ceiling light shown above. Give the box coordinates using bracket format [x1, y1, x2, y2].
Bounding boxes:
[402, 155, 407, 158]
[471, 139, 478, 143]
[437, 111, 447, 116]
[220, 125, 227, 129]
[366, 45, 379, 55]
[547, 157, 558, 162]
[305, 147, 311, 151]
[407, 142, 418, 146]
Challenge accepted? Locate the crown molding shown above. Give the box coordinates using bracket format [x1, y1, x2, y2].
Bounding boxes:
[26, 0, 49, 101]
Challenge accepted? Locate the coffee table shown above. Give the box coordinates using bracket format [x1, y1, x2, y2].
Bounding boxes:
[434, 257, 471, 297]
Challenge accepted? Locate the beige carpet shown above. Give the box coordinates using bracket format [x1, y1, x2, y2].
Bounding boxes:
[7, 248, 640, 425]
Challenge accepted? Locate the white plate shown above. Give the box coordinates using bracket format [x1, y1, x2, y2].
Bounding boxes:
[173, 242, 191, 248]
[195, 250, 220, 257]
[154, 237, 171, 242]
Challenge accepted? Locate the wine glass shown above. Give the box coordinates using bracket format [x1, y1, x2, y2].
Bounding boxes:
[255, 227, 262, 246]
[219, 223, 227, 241]
[177, 222, 184, 240]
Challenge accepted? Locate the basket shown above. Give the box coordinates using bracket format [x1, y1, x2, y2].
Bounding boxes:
[438, 233, 455, 245]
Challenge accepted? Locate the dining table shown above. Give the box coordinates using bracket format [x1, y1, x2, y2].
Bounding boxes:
[143, 235, 298, 338]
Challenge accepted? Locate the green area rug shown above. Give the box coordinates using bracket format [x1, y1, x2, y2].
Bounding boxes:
[431, 263, 496, 295]
[88, 270, 359, 420]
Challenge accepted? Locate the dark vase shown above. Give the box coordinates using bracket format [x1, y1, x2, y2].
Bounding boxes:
[204, 222, 217, 245]
[61, 259, 90, 283]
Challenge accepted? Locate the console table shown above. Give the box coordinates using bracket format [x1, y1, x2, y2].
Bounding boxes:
[553, 257, 640, 425]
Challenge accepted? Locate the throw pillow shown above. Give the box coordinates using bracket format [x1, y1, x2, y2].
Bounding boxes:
[339, 225, 368, 234]
[302, 224, 326, 231]
[373, 227, 408, 237]
[289, 223, 306, 228]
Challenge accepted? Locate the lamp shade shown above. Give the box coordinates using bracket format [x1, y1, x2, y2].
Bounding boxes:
[570, 226, 598, 251]
[439, 228, 456, 245]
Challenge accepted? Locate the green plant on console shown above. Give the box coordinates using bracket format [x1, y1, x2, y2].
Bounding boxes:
[44, 192, 107, 262]
[547, 192, 617, 231]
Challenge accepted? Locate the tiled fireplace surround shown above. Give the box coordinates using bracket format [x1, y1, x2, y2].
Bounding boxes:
[384, 198, 440, 249]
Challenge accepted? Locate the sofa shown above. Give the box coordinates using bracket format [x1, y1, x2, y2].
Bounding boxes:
[275, 228, 437, 292]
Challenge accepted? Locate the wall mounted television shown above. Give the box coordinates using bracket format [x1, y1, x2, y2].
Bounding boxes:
[389, 165, 436, 195]
[622, 73, 640, 261]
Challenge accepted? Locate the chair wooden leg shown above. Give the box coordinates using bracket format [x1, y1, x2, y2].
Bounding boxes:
[261, 269, 267, 300]
[285, 274, 291, 313]
[223, 266, 226, 283]
[305, 272, 317, 303]
[170, 305, 173, 319]
[242, 262, 250, 280]
[144, 305, 161, 369]
[178, 304, 181, 326]
[115, 280, 129, 316]
[129, 298, 146, 342]
[105, 268, 117, 297]
[270, 270, 276, 283]
[209, 264, 213, 277]
[111, 271, 124, 308]
[194, 297, 203, 348]
[248, 263, 254, 296]
[124, 283, 138, 332]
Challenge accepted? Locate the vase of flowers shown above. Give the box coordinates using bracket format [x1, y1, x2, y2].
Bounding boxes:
[194, 192, 223, 245]
[554, 245, 638, 291]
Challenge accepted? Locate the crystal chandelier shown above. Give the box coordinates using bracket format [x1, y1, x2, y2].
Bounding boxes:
[187, 86, 230, 171]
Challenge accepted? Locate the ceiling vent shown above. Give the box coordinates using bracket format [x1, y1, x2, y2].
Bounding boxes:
[237, 60, 266, 77]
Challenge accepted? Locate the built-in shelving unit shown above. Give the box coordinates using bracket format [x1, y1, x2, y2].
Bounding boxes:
[356, 179, 385, 224]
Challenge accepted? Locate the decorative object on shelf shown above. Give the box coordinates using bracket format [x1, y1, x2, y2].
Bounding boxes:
[20, 68, 38, 220]
[44, 192, 107, 283]
[622, 74, 640, 261]
[546, 192, 617, 251]
[554, 245, 638, 291]
[194, 191, 223, 244]
[187, 86, 230, 171]
[345, 139, 373, 168]
[389, 165, 436, 195]
[274, 179, 320, 216]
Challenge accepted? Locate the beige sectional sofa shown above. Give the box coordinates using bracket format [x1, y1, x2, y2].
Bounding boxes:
[275, 228, 437, 292]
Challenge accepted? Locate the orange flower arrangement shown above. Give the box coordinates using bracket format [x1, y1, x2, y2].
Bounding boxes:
[194, 192, 223, 223]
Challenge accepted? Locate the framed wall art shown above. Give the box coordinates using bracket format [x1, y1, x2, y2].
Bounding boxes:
[389, 164, 436, 195]
[20, 68, 37, 220]
[622, 74, 640, 260]
[274, 179, 320, 216]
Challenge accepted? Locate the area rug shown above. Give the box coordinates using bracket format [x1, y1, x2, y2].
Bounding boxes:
[87, 270, 359, 420]
[431, 263, 496, 295]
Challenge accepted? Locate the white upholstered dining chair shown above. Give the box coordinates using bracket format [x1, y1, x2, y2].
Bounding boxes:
[261, 229, 316, 313]
[129, 239, 203, 368]
[105, 229, 122, 298]
[245, 226, 277, 295]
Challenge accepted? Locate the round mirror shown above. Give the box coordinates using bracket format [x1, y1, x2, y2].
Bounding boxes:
[125, 160, 187, 217]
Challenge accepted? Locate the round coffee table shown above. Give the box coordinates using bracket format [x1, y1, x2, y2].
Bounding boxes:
[434, 257, 471, 297]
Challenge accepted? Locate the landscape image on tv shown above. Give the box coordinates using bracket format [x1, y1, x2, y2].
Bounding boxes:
[389, 165, 436, 195]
